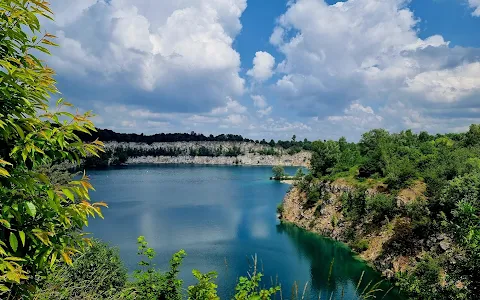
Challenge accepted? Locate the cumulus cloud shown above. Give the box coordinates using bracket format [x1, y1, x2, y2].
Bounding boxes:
[247, 51, 276, 82]
[327, 102, 383, 129]
[251, 95, 268, 108]
[250, 95, 273, 117]
[405, 63, 480, 103]
[469, 0, 480, 16]
[268, 0, 480, 135]
[45, 0, 247, 120]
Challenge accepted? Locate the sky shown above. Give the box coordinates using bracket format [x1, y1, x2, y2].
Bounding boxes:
[43, 0, 480, 141]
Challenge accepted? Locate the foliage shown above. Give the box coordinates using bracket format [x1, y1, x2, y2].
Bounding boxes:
[340, 191, 367, 222]
[366, 194, 397, 223]
[294, 168, 305, 180]
[233, 256, 280, 300]
[276, 203, 284, 215]
[310, 140, 340, 176]
[34, 240, 127, 300]
[131, 236, 186, 300]
[396, 255, 442, 300]
[187, 270, 219, 300]
[0, 1, 105, 297]
[352, 239, 369, 252]
[272, 165, 285, 180]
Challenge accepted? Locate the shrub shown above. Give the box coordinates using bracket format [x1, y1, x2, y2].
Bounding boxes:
[366, 194, 397, 223]
[276, 203, 284, 215]
[384, 219, 417, 255]
[34, 241, 127, 300]
[352, 239, 369, 252]
[272, 165, 285, 180]
[341, 190, 367, 222]
[405, 198, 432, 236]
[396, 255, 443, 300]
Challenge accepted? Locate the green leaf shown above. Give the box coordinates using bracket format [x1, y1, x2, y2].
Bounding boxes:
[49, 251, 57, 268]
[25, 202, 36, 218]
[19, 231, 25, 247]
[9, 233, 18, 252]
[62, 189, 74, 201]
[47, 190, 55, 201]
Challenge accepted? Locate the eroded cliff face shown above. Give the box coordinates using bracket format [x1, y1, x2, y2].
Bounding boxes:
[104, 141, 311, 167]
[280, 181, 452, 279]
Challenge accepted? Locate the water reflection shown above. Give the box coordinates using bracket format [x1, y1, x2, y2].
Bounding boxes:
[277, 223, 404, 299]
[87, 165, 404, 300]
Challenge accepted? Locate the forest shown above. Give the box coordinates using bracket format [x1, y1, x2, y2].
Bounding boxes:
[296, 125, 480, 299]
[80, 128, 313, 150]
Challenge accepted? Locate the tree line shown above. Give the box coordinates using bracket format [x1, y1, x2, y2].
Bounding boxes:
[80, 128, 313, 150]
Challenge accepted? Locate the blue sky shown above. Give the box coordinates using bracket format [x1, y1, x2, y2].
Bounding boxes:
[45, 0, 480, 141]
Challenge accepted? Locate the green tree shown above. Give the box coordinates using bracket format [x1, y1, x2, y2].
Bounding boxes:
[310, 140, 340, 176]
[272, 165, 285, 180]
[0, 1, 105, 296]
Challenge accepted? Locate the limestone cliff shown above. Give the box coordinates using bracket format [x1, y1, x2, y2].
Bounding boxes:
[280, 181, 454, 280]
[104, 141, 311, 167]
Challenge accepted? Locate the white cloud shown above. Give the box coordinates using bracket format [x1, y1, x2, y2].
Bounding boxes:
[267, 0, 480, 135]
[327, 102, 383, 128]
[469, 0, 480, 16]
[247, 51, 276, 82]
[405, 62, 480, 103]
[224, 114, 248, 125]
[45, 0, 247, 114]
[211, 97, 247, 115]
[250, 95, 268, 108]
[257, 106, 273, 117]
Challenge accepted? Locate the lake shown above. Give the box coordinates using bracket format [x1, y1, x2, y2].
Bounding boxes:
[87, 165, 404, 299]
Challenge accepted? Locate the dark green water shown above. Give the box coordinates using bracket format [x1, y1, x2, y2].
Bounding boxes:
[87, 165, 403, 299]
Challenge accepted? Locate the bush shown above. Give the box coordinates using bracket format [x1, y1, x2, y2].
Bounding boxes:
[405, 198, 432, 236]
[35, 240, 127, 300]
[366, 194, 397, 223]
[396, 255, 443, 300]
[272, 165, 285, 180]
[341, 190, 367, 222]
[276, 203, 284, 215]
[384, 219, 417, 255]
[352, 239, 369, 252]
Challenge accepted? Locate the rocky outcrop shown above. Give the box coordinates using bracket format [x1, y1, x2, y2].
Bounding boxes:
[104, 141, 311, 167]
[126, 152, 310, 167]
[279, 181, 454, 281]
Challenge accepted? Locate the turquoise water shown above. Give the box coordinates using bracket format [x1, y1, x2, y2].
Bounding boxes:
[87, 165, 403, 299]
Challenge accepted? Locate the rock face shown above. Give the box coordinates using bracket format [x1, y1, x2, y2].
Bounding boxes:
[126, 153, 309, 166]
[105, 141, 311, 167]
[281, 181, 458, 286]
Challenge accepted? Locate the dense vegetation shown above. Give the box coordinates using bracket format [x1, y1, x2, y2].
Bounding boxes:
[35, 237, 280, 300]
[299, 125, 480, 299]
[0, 1, 106, 297]
[81, 129, 313, 150]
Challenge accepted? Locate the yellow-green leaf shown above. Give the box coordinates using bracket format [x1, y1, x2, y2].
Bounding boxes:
[0, 168, 10, 177]
[0, 219, 10, 228]
[62, 189, 74, 201]
[25, 202, 36, 218]
[49, 252, 57, 268]
[33, 231, 51, 246]
[18, 231, 25, 247]
[61, 251, 72, 265]
[9, 233, 18, 252]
